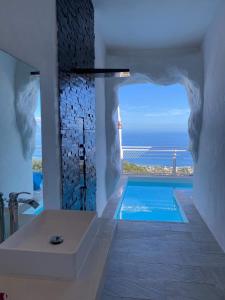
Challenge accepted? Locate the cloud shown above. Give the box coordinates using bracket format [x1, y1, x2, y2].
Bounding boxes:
[145, 108, 189, 118]
[120, 105, 151, 113]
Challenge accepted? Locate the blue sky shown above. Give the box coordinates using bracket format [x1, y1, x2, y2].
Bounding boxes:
[34, 83, 189, 134]
[119, 83, 190, 133]
[35, 92, 41, 124]
[34, 92, 42, 149]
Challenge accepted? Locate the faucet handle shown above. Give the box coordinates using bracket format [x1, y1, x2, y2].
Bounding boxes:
[9, 192, 31, 201]
[0, 193, 4, 203]
[0, 193, 8, 204]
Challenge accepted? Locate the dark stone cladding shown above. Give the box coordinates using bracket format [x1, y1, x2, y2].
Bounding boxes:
[56, 0, 96, 210]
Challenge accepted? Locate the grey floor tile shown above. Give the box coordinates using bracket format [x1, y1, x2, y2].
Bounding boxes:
[115, 228, 193, 242]
[205, 267, 225, 291]
[103, 277, 166, 300]
[165, 281, 225, 300]
[100, 190, 225, 300]
[180, 252, 225, 267]
[101, 293, 150, 300]
[164, 239, 223, 254]
[169, 223, 210, 233]
[108, 248, 184, 266]
[117, 220, 171, 231]
[191, 231, 217, 243]
[106, 261, 215, 285]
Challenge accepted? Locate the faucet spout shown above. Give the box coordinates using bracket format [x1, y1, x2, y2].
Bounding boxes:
[8, 192, 39, 235]
[18, 198, 39, 209]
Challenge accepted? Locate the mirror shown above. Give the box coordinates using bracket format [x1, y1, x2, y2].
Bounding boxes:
[0, 49, 43, 236]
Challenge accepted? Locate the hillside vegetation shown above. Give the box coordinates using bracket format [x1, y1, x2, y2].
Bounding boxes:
[123, 161, 193, 176]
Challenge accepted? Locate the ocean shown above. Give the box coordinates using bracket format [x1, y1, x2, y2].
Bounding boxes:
[122, 131, 189, 148]
[33, 127, 42, 159]
[122, 131, 193, 167]
[33, 128, 193, 167]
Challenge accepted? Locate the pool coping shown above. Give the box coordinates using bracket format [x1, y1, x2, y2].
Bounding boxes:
[127, 175, 193, 184]
[102, 175, 192, 223]
[102, 176, 128, 219]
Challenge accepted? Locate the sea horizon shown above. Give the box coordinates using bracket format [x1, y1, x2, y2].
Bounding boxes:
[122, 130, 189, 148]
[33, 128, 193, 167]
[122, 130, 192, 167]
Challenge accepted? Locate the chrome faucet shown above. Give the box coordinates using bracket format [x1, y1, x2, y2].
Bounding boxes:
[0, 193, 5, 243]
[8, 192, 39, 235]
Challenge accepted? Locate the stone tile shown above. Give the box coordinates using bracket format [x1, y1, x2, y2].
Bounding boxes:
[116, 227, 193, 242]
[100, 185, 225, 300]
[108, 249, 184, 266]
[165, 281, 225, 300]
[106, 260, 214, 285]
[184, 211, 206, 224]
[110, 234, 222, 256]
[164, 239, 223, 254]
[100, 295, 117, 300]
[191, 231, 217, 243]
[101, 293, 148, 300]
[205, 267, 225, 291]
[167, 296, 196, 300]
[169, 223, 210, 233]
[104, 277, 166, 300]
[110, 238, 180, 256]
[180, 252, 225, 267]
[117, 220, 171, 231]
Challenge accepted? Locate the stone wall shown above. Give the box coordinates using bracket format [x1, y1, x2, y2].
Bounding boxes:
[56, 0, 96, 210]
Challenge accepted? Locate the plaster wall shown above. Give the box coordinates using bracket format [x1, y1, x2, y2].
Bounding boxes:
[95, 23, 107, 216]
[105, 48, 204, 198]
[15, 60, 39, 161]
[194, 3, 225, 251]
[0, 0, 60, 209]
[0, 52, 33, 196]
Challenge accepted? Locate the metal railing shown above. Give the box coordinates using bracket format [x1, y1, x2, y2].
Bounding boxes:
[122, 146, 193, 176]
[33, 145, 42, 159]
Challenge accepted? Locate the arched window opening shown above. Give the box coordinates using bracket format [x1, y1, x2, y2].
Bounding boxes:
[118, 82, 193, 176]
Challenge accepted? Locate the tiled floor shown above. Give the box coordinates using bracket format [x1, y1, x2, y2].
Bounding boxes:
[100, 190, 225, 300]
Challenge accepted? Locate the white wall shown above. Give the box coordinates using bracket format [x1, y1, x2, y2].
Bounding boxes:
[194, 2, 225, 251]
[107, 48, 203, 86]
[0, 52, 33, 196]
[0, 0, 61, 209]
[95, 22, 107, 216]
[105, 48, 204, 198]
[15, 59, 38, 161]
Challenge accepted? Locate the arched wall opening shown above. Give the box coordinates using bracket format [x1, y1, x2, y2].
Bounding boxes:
[118, 82, 193, 176]
[105, 72, 203, 198]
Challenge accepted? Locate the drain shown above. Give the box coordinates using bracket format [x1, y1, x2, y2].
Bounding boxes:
[49, 235, 64, 245]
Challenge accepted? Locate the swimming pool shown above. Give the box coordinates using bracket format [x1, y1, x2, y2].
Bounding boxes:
[23, 200, 44, 216]
[115, 178, 192, 222]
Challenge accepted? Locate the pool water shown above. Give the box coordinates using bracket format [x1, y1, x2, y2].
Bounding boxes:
[115, 179, 192, 222]
[23, 200, 44, 216]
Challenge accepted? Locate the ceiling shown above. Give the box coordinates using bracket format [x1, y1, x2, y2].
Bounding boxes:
[93, 0, 223, 50]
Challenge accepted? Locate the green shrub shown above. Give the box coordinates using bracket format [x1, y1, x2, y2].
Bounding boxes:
[32, 159, 42, 172]
[122, 161, 193, 176]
